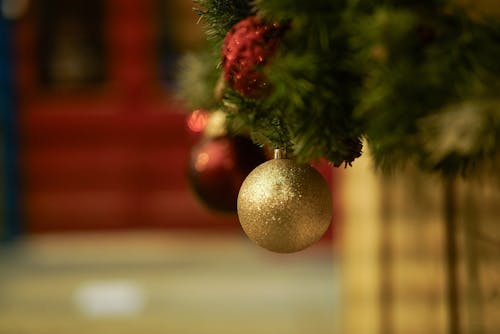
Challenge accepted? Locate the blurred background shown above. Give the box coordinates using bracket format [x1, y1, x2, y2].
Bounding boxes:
[0, 0, 498, 333]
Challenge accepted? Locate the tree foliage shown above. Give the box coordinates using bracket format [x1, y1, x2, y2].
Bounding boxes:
[177, 0, 500, 176]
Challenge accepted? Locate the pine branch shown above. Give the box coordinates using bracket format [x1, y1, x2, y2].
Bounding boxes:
[176, 0, 500, 176]
[194, 0, 252, 40]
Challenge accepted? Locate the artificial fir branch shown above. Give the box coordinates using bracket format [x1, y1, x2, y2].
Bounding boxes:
[176, 49, 221, 110]
[177, 0, 500, 176]
[193, 0, 252, 40]
[354, 2, 500, 174]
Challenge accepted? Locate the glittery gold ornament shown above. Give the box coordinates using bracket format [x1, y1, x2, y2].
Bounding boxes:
[237, 150, 333, 253]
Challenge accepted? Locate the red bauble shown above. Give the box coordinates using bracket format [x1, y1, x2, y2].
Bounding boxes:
[221, 16, 287, 98]
[188, 135, 267, 213]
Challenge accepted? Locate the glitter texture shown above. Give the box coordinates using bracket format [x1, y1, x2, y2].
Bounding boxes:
[237, 158, 332, 253]
[221, 16, 287, 98]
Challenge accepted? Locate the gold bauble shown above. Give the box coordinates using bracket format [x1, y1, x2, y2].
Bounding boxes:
[237, 151, 333, 253]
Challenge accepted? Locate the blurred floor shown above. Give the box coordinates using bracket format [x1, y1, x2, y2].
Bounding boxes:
[0, 232, 338, 334]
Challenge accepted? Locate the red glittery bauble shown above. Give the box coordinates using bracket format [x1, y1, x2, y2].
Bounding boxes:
[222, 16, 287, 98]
[188, 135, 268, 213]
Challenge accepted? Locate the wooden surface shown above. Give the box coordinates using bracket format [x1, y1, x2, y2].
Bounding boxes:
[339, 152, 500, 334]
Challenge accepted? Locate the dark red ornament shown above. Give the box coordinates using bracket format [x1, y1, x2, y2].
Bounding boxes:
[188, 135, 267, 213]
[221, 16, 288, 98]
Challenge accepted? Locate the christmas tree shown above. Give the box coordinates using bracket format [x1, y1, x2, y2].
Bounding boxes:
[177, 0, 500, 177]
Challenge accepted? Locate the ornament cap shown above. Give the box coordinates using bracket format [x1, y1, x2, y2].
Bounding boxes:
[274, 149, 287, 159]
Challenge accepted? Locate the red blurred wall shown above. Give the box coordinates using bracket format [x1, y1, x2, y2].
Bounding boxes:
[14, 0, 238, 232]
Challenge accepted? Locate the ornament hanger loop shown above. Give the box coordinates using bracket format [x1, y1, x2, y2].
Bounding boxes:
[274, 149, 287, 159]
